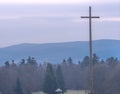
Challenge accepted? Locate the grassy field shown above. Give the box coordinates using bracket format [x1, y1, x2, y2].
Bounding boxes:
[33, 90, 89, 94]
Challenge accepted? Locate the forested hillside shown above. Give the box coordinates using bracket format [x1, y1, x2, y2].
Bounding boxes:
[0, 55, 120, 94]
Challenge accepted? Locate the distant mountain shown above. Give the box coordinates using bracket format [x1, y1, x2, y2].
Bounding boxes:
[0, 39, 120, 64]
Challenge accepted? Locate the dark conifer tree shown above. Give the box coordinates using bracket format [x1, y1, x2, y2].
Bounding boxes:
[67, 57, 73, 65]
[5, 61, 10, 67]
[62, 59, 67, 65]
[15, 78, 23, 94]
[93, 53, 99, 65]
[27, 56, 37, 65]
[56, 65, 66, 93]
[81, 56, 90, 67]
[43, 63, 57, 94]
[20, 59, 26, 65]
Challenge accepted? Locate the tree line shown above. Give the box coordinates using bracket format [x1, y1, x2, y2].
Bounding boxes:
[0, 54, 120, 94]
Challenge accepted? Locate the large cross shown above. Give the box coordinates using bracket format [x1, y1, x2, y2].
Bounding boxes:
[81, 6, 100, 94]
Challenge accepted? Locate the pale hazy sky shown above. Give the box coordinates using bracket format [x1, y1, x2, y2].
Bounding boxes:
[0, 0, 119, 47]
[0, 0, 119, 4]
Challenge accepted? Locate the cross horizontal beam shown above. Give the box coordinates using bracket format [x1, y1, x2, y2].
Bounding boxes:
[81, 16, 100, 18]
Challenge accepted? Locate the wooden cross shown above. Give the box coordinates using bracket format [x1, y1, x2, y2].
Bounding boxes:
[81, 6, 100, 94]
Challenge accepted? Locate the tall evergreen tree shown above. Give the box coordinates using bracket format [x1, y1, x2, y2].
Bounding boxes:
[27, 56, 37, 65]
[43, 63, 57, 94]
[67, 57, 73, 65]
[15, 78, 23, 94]
[20, 59, 26, 65]
[5, 61, 10, 67]
[56, 65, 66, 93]
[81, 56, 90, 67]
[62, 59, 67, 65]
[93, 53, 99, 65]
[106, 57, 118, 67]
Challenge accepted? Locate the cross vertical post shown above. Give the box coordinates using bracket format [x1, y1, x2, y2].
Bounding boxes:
[81, 6, 100, 94]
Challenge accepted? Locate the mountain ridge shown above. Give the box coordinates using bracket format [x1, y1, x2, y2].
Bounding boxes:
[0, 39, 120, 64]
[1, 39, 119, 49]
